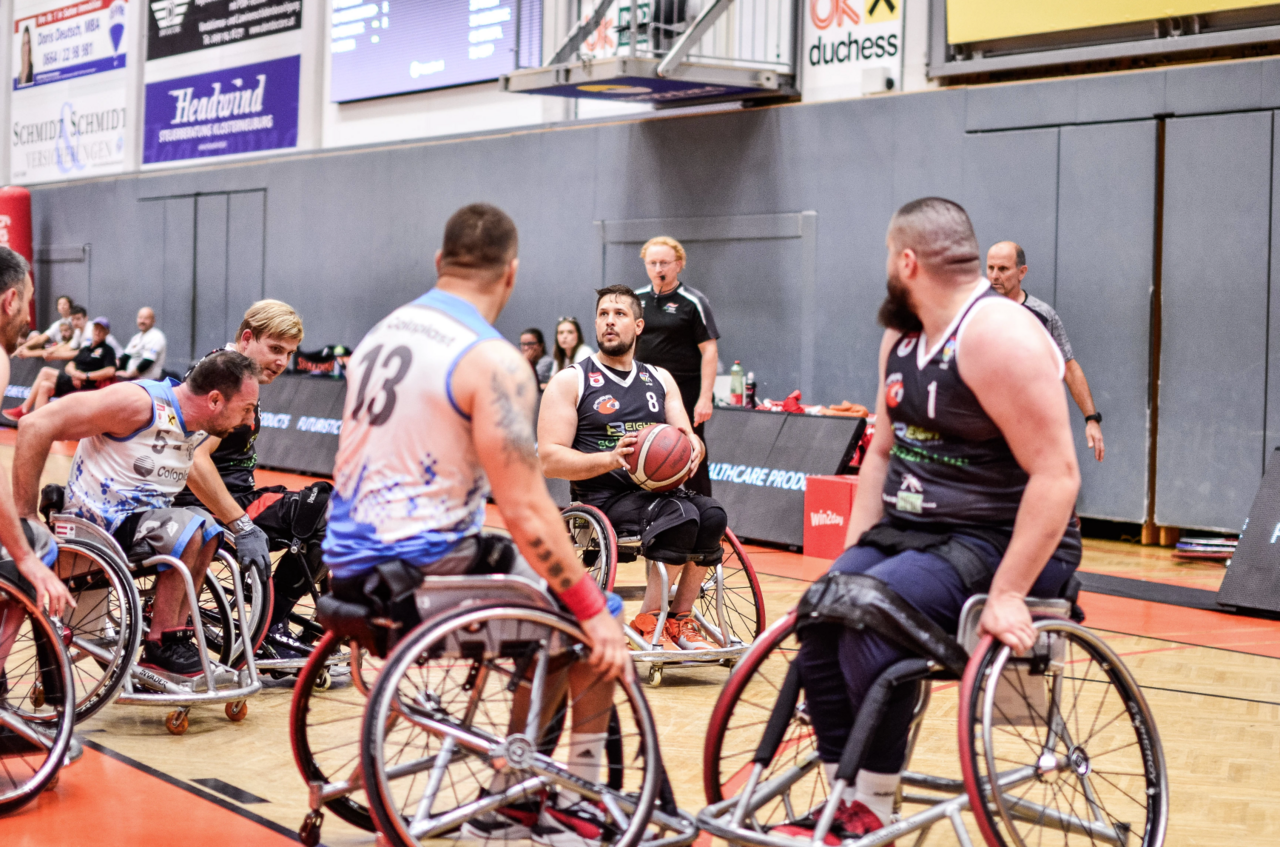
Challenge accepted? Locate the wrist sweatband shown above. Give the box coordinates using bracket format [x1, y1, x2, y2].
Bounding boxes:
[558, 575, 607, 622]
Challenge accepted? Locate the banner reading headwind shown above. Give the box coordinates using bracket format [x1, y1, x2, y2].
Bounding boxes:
[147, 0, 302, 60]
[142, 54, 299, 163]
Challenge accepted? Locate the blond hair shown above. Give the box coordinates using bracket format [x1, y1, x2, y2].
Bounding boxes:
[640, 236, 687, 266]
[237, 299, 304, 343]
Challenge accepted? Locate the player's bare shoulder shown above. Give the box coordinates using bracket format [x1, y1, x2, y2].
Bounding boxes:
[956, 296, 1061, 381]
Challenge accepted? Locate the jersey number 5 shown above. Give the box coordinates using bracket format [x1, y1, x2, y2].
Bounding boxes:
[351, 344, 413, 426]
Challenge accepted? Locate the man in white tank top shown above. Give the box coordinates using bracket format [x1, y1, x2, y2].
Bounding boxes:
[323, 204, 630, 845]
[13, 351, 262, 677]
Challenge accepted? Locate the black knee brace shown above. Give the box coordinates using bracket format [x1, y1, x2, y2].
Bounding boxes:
[690, 502, 727, 567]
[641, 496, 701, 565]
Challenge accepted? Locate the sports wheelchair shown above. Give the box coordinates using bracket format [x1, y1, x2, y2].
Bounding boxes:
[698, 573, 1168, 847]
[0, 559, 79, 815]
[561, 503, 765, 685]
[290, 569, 698, 847]
[41, 488, 261, 734]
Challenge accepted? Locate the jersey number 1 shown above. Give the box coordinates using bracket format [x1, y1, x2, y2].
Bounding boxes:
[351, 344, 413, 426]
[926, 381, 937, 419]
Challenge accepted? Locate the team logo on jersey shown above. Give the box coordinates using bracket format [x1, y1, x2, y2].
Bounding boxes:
[607, 422, 627, 436]
[167, 412, 179, 429]
[589, 372, 605, 387]
[593, 395, 620, 415]
[663, 302, 679, 314]
[133, 455, 156, 478]
[639, 371, 652, 384]
[896, 335, 918, 357]
[896, 473, 925, 514]
[885, 373, 905, 408]
[939, 338, 957, 369]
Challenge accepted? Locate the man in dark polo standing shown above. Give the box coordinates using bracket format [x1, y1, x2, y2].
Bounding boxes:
[635, 236, 719, 496]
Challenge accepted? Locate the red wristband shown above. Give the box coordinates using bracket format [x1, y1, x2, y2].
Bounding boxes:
[558, 575, 607, 622]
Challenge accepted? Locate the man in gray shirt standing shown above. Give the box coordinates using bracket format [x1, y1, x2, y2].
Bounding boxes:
[987, 241, 1104, 462]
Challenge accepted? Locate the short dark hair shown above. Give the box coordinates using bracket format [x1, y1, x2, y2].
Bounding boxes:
[1014, 243, 1026, 268]
[440, 203, 518, 274]
[521, 327, 545, 346]
[55, 294, 72, 307]
[69, 305, 87, 318]
[888, 197, 980, 282]
[595, 284, 642, 319]
[187, 350, 261, 399]
[0, 247, 30, 297]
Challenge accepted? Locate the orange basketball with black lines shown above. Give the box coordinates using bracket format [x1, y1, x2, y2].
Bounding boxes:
[625, 424, 693, 492]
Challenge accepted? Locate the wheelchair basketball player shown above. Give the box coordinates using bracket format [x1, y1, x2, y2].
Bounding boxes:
[538, 284, 727, 651]
[783, 199, 1083, 842]
[321, 203, 631, 845]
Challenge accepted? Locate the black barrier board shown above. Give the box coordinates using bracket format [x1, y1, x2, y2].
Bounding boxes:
[148, 0, 303, 60]
[704, 408, 864, 547]
[0, 358, 45, 424]
[1217, 447, 1280, 612]
[254, 374, 345, 477]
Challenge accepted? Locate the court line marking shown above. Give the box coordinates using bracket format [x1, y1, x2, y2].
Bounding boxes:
[81, 738, 309, 844]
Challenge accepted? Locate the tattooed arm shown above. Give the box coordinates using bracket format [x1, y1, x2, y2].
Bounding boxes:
[452, 340, 631, 681]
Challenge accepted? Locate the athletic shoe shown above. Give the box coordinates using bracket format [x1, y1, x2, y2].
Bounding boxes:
[532, 798, 619, 847]
[629, 613, 675, 650]
[460, 793, 541, 841]
[666, 614, 714, 651]
[2, 407, 24, 422]
[139, 628, 204, 676]
[769, 800, 892, 846]
[262, 622, 308, 662]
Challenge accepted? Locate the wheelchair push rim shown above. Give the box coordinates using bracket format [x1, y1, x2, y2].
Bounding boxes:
[361, 604, 673, 847]
[959, 619, 1168, 847]
[562, 504, 618, 592]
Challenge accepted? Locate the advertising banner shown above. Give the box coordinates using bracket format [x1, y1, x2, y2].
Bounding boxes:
[12, 0, 129, 90]
[255, 374, 346, 476]
[801, 0, 902, 103]
[10, 85, 128, 182]
[142, 54, 299, 164]
[947, 0, 1278, 45]
[147, 0, 302, 61]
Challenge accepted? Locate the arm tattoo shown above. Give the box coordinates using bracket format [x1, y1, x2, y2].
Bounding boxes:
[527, 536, 571, 588]
[489, 368, 538, 467]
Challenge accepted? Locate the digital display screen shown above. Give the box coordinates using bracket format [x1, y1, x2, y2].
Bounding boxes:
[330, 0, 541, 103]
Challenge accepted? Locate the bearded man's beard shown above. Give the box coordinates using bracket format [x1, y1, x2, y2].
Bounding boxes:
[877, 270, 922, 333]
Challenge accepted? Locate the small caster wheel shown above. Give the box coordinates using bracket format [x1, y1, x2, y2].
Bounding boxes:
[226, 700, 249, 722]
[646, 664, 663, 686]
[298, 809, 324, 847]
[313, 669, 331, 691]
[30, 682, 45, 709]
[166, 709, 189, 735]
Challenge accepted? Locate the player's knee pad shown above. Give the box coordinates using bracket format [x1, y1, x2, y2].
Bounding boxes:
[690, 502, 727, 566]
[641, 496, 700, 565]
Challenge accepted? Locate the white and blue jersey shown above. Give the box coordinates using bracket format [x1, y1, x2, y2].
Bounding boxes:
[64, 380, 210, 533]
[323, 289, 505, 580]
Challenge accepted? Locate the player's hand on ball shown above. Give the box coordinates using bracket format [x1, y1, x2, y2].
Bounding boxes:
[580, 608, 634, 684]
[977, 592, 1036, 654]
[610, 435, 638, 469]
[678, 426, 704, 473]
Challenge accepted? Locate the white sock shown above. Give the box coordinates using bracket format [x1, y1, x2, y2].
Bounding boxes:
[559, 732, 608, 806]
[853, 769, 900, 825]
[822, 762, 857, 804]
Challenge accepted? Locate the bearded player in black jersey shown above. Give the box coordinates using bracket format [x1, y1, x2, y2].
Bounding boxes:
[174, 300, 327, 661]
[777, 198, 1083, 843]
[540, 285, 728, 652]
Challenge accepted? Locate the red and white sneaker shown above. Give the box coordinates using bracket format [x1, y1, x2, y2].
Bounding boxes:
[629, 613, 676, 650]
[666, 614, 714, 650]
[532, 798, 620, 847]
[769, 800, 892, 846]
[460, 793, 542, 841]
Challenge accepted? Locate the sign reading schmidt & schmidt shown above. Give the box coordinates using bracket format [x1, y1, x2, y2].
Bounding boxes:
[142, 54, 299, 163]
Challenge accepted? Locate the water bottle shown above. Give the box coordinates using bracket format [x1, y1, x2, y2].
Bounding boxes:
[745, 371, 756, 409]
[729, 361, 745, 406]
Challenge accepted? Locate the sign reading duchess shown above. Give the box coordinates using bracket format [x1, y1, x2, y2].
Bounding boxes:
[142, 55, 299, 164]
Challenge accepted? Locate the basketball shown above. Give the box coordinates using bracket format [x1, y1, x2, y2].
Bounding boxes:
[625, 423, 693, 492]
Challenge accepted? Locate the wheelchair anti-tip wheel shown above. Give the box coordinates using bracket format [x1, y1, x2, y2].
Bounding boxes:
[561, 504, 617, 592]
[0, 573, 76, 816]
[959, 619, 1168, 847]
[361, 603, 683, 847]
[290, 631, 377, 833]
[56, 539, 142, 722]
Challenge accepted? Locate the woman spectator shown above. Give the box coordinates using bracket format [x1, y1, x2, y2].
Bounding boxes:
[520, 327, 555, 387]
[549, 316, 594, 378]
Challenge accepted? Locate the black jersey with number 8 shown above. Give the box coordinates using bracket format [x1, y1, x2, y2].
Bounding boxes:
[570, 355, 668, 503]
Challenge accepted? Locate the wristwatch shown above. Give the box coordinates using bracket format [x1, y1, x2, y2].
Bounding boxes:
[1084, 413, 1102, 425]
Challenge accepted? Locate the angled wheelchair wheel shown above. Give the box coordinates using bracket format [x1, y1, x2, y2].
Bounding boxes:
[290, 631, 375, 832]
[695, 529, 765, 649]
[702, 609, 824, 827]
[280, 571, 329, 661]
[0, 574, 76, 816]
[960, 619, 1168, 847]
[362, 604, 673, 847]
[208, 551, 271, 668]
[561, 504, 617, 592]
[57, 539, 142, 722]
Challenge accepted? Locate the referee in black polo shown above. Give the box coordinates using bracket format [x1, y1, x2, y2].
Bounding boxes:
[635, 236, 720, 496]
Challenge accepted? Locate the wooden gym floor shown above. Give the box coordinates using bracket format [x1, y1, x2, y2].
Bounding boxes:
[2, 431, 1278, 845]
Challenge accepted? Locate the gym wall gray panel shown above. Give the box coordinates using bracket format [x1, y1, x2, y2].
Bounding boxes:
[1158, 111, 1274, 531]
[1055, 121, 1156, 523]
[1266, 115, 1280, 464]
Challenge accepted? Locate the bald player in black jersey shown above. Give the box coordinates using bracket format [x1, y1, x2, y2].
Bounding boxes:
[776, 198, 1083, 843]
[540, 284, 729, 652]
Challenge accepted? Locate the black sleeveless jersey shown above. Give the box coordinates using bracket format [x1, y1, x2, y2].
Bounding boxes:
[174, 347, 261, 503]
[881, 286, 1080, 558]
[569, 355, 668, 504]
